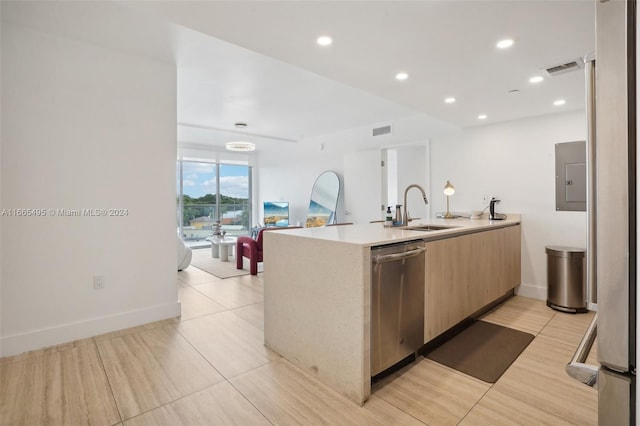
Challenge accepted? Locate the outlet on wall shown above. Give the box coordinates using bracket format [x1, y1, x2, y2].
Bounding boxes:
[93, 275, 105, 290]
[481, 194, 491, 204]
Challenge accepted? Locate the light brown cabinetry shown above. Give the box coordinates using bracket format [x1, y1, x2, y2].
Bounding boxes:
[424, 224, 521, 342]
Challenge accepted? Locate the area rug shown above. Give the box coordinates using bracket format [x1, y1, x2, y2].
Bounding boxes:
[425, 320, 535, 383]
[189, 249, 254, 279]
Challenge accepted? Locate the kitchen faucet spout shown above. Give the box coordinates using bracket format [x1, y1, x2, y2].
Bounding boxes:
[403, 184, 429, 225]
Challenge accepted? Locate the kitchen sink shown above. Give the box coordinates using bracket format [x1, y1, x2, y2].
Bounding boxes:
[404, 225, 458, 232]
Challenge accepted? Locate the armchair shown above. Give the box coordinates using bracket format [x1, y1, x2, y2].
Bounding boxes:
[236, 227, 301, 275]
[236, 230, 264, 275]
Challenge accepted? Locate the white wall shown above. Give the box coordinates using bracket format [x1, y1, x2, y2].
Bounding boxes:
[395, 145, 430, 221]
[257, 148, 346, 227]
[256, 124, 370, 226]
[430, 110, 587, 299]
[0, 23, 178, 356]
[255, 115, 450, 226]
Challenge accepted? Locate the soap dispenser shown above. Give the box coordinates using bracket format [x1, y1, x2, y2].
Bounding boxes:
[394, 205, 402, 225]
[385, 206, 393, 227]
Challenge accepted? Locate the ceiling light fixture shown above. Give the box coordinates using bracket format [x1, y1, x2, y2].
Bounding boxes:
[444, 97, 456, 104]
[226, 123, 256, 152]
[553, 99, 567, 106]
[226, 141, 256, 152]
[496, 39, 514, 49]
[395, 72, 409, 81]
[478, 114, 488, 120]
[317, 36, 333, 46]
[529, 76, 544, 83]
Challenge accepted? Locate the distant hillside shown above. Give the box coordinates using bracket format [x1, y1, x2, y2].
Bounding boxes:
[181, 194, 248, 204]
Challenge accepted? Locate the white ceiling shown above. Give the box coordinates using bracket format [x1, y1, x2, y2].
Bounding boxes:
[3, 1, 595, 149]
[131, 0, 595, 130]
[171, 25, 420, 146]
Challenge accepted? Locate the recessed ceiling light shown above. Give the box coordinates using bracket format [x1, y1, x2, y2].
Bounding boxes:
[496, 39, 514, 49]
[529, 76, 544, 83]
[478, 114, 488, 120]
[444, 97, 456, 104]
[395, 72, 409, 81]
[316, 36, 333, 46]
[553, 99, 567, 106]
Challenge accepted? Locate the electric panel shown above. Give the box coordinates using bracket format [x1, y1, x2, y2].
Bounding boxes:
[556, 141, 586, 211]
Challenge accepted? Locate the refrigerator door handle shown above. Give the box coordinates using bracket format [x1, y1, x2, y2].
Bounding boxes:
[566, 314, 599, 388]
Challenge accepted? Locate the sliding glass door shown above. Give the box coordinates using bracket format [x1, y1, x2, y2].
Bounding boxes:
[176, 160, 251, 246]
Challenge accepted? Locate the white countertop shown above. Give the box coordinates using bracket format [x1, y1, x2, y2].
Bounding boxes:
[271, 214, 521, 247]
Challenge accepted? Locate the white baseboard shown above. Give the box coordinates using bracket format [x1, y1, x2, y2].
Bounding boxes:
[0, 301, 181, 357]
[515, 283, 547, 301]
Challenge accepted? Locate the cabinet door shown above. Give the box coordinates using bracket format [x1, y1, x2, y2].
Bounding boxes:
[424, 225, 521, 343]
[424, 235, 472, 341]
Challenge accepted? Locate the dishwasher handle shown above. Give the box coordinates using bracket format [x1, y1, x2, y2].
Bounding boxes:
[372, 247, 426, 264]
[565, 313, 599, 388]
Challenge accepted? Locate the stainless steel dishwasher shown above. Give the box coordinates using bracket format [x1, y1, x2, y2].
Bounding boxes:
[371, 240, 426, 376]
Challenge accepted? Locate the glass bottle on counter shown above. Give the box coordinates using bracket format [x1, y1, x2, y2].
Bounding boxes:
[385, 206, 393, 227]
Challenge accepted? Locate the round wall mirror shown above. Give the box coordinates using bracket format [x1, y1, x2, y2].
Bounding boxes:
[306, 171, 341, 227]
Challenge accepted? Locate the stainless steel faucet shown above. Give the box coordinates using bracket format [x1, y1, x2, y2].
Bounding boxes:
[403, 184, 429, 225]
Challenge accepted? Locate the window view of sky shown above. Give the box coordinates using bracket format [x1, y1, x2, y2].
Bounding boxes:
[179, 161, 249, 199]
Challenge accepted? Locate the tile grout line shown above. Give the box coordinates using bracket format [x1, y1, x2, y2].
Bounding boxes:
[181, 259, 284, 418]
[455, 310, 555, 425]
[94, 340, 125, 425]
[455, 384, 493, 426]
[368, 392, 430, 425]
[170, 318, 281, 425]
[175, 267, 276, 392]
[456, 309, 598, 425]
[179, 265, 265, 312]
[177, 285, 233, 317]
[536, 310, 557, 337]
[187, 277, 261, 310]
[117, 381, 225, 424]
[181, 256, 264, 289]
[184, 285, 235, 310]
[449, 305, 559, 425]
[171, 311, 280, 381]
[226, 377, 277, 426]
[169, 320, 229, 380]
[108, 325, 229, 423]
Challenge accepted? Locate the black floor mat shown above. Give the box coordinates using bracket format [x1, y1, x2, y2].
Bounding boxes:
[425, 320, 535, 383]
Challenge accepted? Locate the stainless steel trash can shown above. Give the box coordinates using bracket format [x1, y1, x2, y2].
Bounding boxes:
[546, 246, 587, 313]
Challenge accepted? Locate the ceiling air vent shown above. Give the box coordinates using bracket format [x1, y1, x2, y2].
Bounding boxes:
[372, 125, 392, 137]
[544, 60, 583, 77]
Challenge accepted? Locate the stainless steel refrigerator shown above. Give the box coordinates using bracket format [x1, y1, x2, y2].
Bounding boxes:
[567, 0, 637, 424]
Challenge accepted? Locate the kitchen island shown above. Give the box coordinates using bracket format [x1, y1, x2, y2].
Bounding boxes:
[263, 215, 521, 405]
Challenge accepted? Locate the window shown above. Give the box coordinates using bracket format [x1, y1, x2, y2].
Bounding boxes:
[176, 160, 251, 247]
[219, 163, 250, 231]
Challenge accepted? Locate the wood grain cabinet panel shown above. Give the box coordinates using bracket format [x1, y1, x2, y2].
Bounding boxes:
[424, 225, 521, 342]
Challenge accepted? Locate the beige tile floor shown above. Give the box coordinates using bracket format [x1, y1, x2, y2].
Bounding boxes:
[0, 254, 597, 425]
